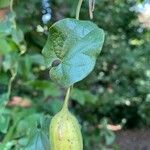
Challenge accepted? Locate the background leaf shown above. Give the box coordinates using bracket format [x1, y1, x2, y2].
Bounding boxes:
[0, 107, 10, 133]
[0, 0, 10, 8]
[25, 130, 50, 150]
[15, 113, 51, 150]
[0, 39, 12, 55]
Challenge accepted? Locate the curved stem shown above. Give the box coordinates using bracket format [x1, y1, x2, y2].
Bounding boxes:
[76, 0, 84, 20]
[62, 87, 71, 110]
[10, 0, 17, 29]
[10, 0, 14, 12]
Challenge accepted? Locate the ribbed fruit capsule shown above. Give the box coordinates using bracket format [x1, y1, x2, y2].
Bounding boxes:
[49, 108, 83, 150]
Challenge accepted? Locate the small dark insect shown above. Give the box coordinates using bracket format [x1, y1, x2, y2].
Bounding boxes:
[52, 59, 61, 67]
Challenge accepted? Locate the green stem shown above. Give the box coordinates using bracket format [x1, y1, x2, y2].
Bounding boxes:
[89, 0, 95, 19]
[7, 69, 17, 99]
[10, 0, 16, 29]
[10, 0, 14, 12]
[62, 87, 71, 110]
[76, 0, 84, 20]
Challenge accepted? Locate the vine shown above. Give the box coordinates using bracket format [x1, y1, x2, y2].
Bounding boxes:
[7, 0, 16, 99]
[7, 0, 25, 99]
[2, 0, 26, 143]
[76, 0, 84, 20]
[7, 69, 17, 99]
[43, 0, 105, 149]
[89, 0, 95, 19]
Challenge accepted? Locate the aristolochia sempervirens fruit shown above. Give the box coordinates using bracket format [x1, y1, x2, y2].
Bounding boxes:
[49, 88, 83, 150]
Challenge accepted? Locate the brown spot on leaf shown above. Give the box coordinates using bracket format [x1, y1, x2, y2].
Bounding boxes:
[52, 59, 61, 67]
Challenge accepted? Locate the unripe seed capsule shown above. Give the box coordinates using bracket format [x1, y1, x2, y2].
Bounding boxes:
[49, 108, 83, 150]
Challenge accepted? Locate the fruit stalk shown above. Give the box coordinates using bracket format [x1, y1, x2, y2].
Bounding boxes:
[49, 87, 83, 150]
[62, 87, 71, 110]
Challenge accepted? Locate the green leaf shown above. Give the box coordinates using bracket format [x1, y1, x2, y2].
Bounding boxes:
[2, 52, 18, 72]
[27, 80, 60, 97]
[16, 113, 51, 137]
[0, 107, 10, 133]
[0, 93, 8, 106]
[0, 0, 10, 8]
[45, 99, 63, 114]
[16, 113, 41, 137]
[15, 113, 50, 150]
[71, 88, 98, 105]
[0, 12, 16, 37]
[0, 21, 12, 37]
[25, 130, 50, 150]
[0, 141, 15, 150]
[71, 89, 85, 105]
[42, 18, 105, 87]
[0, 39, 12, 55]
[29, 54, 45, 66]
[11, 27, 24, 44]
[0, 73, 9, 84]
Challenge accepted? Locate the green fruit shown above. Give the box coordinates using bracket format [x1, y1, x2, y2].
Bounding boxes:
[49, 107, 83, 150]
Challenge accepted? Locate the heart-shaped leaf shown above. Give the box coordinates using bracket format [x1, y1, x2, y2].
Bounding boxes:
[42, 18, 105, 87]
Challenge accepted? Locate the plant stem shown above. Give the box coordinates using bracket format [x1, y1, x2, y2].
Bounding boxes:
[76, 0, 84, 20]
[10, 0, 14, 12]
[10, 0, 17, 29]
[89, 0, 95, 19]
[7, 69, 17, 99]
[62, 87, 71, 110]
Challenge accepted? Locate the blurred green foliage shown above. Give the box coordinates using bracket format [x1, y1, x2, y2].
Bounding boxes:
[0, 0, 149, 149]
